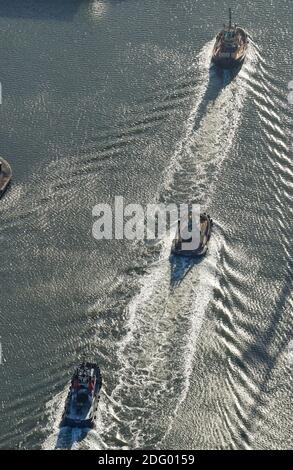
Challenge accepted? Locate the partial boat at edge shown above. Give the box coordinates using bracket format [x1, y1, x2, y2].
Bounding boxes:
[0, 158, 12, 198]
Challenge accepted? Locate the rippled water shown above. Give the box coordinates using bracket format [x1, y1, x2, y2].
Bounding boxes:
[0, 0, 292, 450]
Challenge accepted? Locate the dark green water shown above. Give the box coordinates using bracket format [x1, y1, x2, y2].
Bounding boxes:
[0, 0, 292, 449]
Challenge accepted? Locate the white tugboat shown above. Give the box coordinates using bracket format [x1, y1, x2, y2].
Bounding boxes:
[60, 362, 102, 428]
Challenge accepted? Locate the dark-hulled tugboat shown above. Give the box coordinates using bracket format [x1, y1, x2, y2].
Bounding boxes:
[0, 158, 12, 198]
[60, 362, 102, 428]
[212, 8, 248, 69]
[171, 213, 213, 257]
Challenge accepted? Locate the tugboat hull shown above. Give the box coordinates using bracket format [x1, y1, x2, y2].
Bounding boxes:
[211, 54, 246, 69]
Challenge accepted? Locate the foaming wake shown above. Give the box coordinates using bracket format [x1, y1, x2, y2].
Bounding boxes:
[89, 232, 222, 449]
[161, 41, 214, 193]
[158, 232, 221, 447]
[165, 41, 259, 207]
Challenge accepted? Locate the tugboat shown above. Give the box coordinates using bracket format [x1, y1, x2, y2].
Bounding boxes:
[212, 8, 248, 69]
[0, 158, 12, 198]
[60, 362, 102, 428]
[171, 212, 213, 257]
